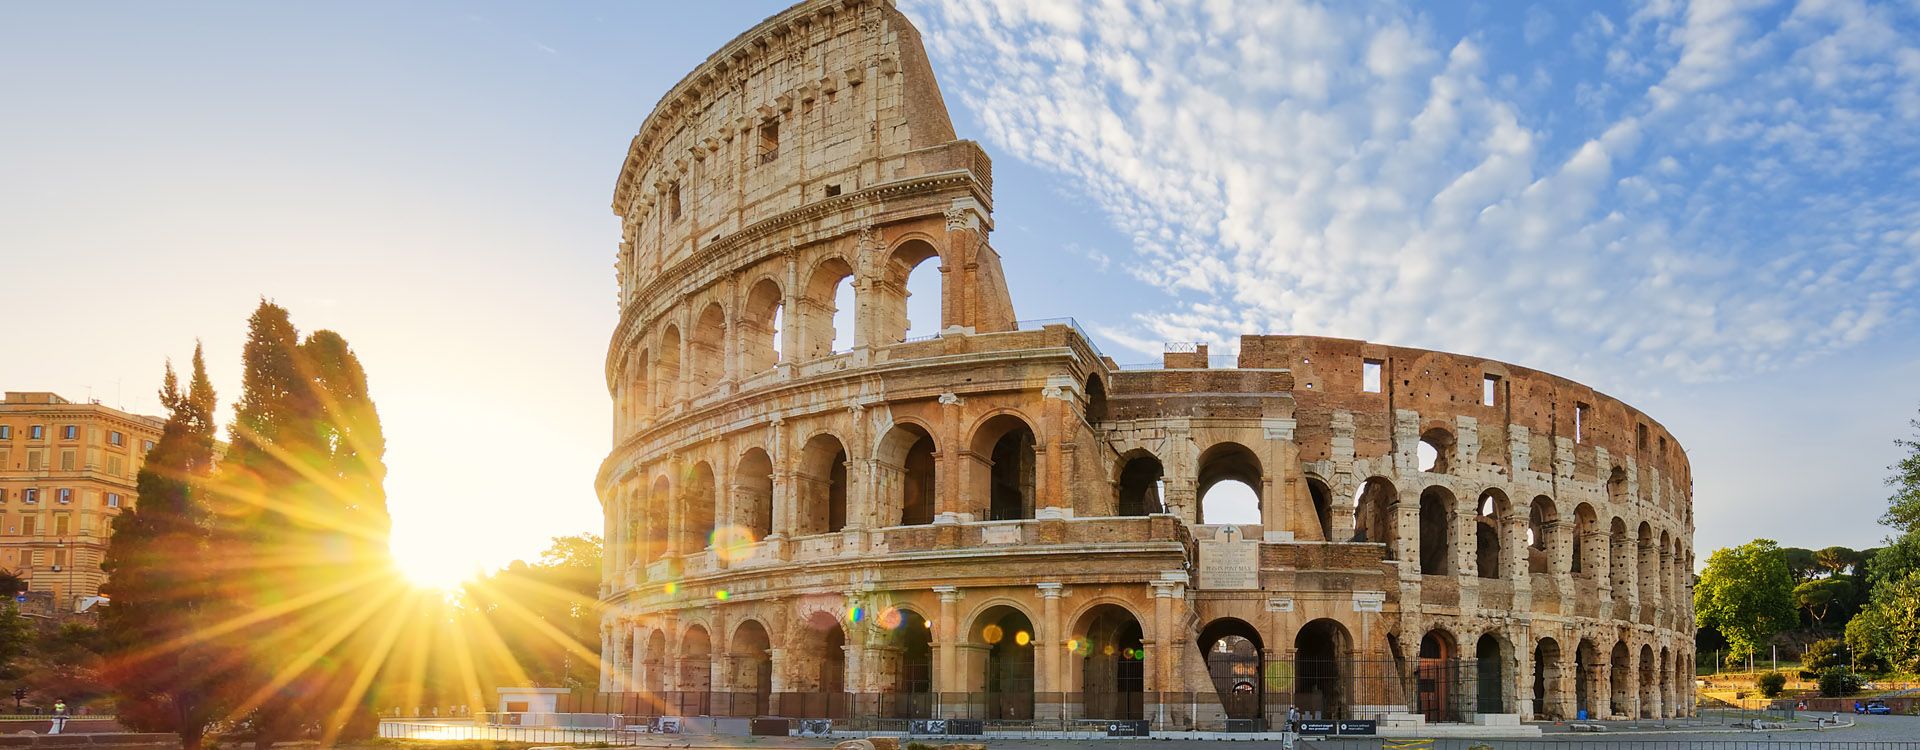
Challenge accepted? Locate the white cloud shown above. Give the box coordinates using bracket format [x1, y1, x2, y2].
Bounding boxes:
[910, 0, 1920, 387]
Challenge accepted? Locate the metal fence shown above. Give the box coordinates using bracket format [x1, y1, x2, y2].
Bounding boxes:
[1326, 742, 1920, 750]
[377, 720, 640, 744]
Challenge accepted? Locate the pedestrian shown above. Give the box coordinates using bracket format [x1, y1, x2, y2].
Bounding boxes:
[1286, 705, 1300, 732]
[50, 700, 68, 735]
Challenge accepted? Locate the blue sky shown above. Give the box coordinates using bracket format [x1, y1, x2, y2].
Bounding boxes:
[2, 0, 1916, 577]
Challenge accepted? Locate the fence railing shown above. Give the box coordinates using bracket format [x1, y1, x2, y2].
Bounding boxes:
[377, 720, 640, 744]
[1355, 742, 1920, 750]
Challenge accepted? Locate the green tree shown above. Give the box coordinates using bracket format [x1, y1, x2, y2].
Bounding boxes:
[1756, 671, 1786, 697]
[1885, 408, 1920, 534]
[211, 302, 392, 748]
[1793, 577, 1854, 629]
[1781, 547, 1820, 582]
[461, 535, 603, 689]
[1846, 409, 1920, 673]
[98, 346, 226, 750]
[1815, 546, 1862, 577]
[1802, 638, 1846, 671]
[1695, 539, 1798, 665]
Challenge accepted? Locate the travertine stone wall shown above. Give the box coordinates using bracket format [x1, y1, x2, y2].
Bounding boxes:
[598, 0, 1695, 725]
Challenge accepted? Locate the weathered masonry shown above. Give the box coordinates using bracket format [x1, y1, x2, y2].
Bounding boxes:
[597, 0, 1695, 730]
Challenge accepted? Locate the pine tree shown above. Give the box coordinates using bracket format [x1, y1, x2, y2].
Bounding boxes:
[99, 345, 224, 750]
[210, 302, 393, 748]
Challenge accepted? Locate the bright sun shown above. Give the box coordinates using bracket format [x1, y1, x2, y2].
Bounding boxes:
[392, 543, 481, 590]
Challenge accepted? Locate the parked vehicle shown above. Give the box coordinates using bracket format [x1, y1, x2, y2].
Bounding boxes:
[1855, 699, 1892, 715]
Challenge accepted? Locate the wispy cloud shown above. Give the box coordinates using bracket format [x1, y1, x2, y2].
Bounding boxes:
[912, 0, 1920, 385]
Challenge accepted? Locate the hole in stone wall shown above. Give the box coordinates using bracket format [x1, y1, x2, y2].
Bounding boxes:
[1363, 359, 1383, 393]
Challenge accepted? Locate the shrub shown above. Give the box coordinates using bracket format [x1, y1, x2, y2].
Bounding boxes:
[1757, 671, 1787, 697]
[1817, 666, 1862, 697]
[1804, 638, 1846, 671]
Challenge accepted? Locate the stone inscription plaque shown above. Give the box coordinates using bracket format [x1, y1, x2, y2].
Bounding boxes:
[1198, 526, 1260, 590]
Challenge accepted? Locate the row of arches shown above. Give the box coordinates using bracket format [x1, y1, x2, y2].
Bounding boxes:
[1337, 477, 1691, 610]
[614, 239, 944, 433]
[1414, 426, 1691, 527]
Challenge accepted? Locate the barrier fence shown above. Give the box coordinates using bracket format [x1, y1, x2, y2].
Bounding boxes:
[377, 720, 640, 744]
[1354, 743, 1920, 750]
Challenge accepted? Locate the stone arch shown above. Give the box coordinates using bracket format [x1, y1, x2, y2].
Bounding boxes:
[1572, 503, 1602, 576]
[679, 624, 713, 715]
[1610, 516, 1632, 593]
[732, 447, 774, 540]
[967, 603, 1036, 720]
[1114, 449, 1165, 517]
[680, 461, 717, 554]
[882, 605, 935, 718]
[969, 412, 1038, 521]
[875, 421, 938, 526]
[1527, 495, 1557, 574]
[1418, 485, 1455, 575]
[1070, 603, 1146, 720]
[1197, 441, 1262, 525]
[795, 433, 850, 535]
[740, 277, 784, 373]
[800, 255, 856, 359]
[1198, 617, 1265, 721]
[1417, 628, 1462, 722]
[1475, 488, 1511, 579]
[1659, 646, 1674, 719]
[1304, 475, 1334, 542]
[1574, 638, 1601, 719]
[1085, 373, 1109, 422]
[1354, 477, 1397, 551]
[1638, 643, 1657, 718]
[645, 475, 672, 561]
[1609, 640, 1632, 718]
[644, 628, 669, 695]
[1295, 618, 1352, 721]
[1475, 631, 1510, 714]
[729, 619, 774, 716]
[1533, 636, 1564, 720]
[656, 324, 682, 407]
[788, 610, 849, 706]
[690, 302, 727, 392]
[626, 347, 651, 426]
[1637, 520, 1657, 605]
[1418, 426, 1455, 473]
[876, 236, 944, 343]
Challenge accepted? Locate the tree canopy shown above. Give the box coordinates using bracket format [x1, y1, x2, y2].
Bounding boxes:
[1695, 539, 1798, 663]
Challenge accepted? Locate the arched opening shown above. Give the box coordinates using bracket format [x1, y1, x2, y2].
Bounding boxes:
[1114, 451, 1165, 517]
[1198, 618, 1264, 723]
[729, 621, 773, 717]
[801, 257, 856, 359]
[732, 449, 774, 541]
[1417, 630, 1460, 722]
[681, 463, 717, 555]
[1353, 477, 1396, 551]
[627, 348, 650, 426]
[1198, 442, 1262, 525]
[1305, 477, 1333, 542]
[1609, 641, 1631, 719]
[1533, 637, 1563, 720]
[1295, 619, 1350, 721]
[1607, 465, 1629, 505]
[877, 423, 937, 526]
[690, 303, 726, 392]
[971, 414, 1037, 521]
[645, 476, 672, 561]
[1610, 517, 1632, 594]
[656, 326, 682, 407]
[1418, 486, 1454, 575]
[1074, 604, 1145, 720]
[796, 434, 849, 536]
[788, 612, 847, 718]
[887, 608, 934, 718]
[1659, 646, 1673, 718]
[1637, 521, 1656, 605]
[1085, 375, 1109, 423]
[741, 279, 784, 373]
[1527, 496, 1557, 574]
[1638, 644, 1657, 718]
[880, 239, 943, 343]
[644, 630, 668, 695]
[679, 626, 713, 716]
[1572, 503, 1602, 576]
[1476, 490, 1508, 579]
[1574, 639, 1599, 720]
[1418, 428, 1454, 473]
[970, 605, 1035, 720]
[1475, 633, 1505, 714]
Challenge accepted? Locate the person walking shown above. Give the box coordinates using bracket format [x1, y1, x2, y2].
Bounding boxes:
[1286, 705, 1300, 732]
[50, 700, 68, 734]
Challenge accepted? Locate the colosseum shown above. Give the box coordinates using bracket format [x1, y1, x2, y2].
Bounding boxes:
[597, 0, 1695, 733]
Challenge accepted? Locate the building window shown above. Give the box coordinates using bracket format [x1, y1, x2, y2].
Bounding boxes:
[0, 489, 6, 503]
[106, 493, 121, 508]
[142, 439, 155, 452]
[0, 426, 10, 439]
[29, 426, 44, 440]
[109, 431, 123, 446]
[52, 548, 65, 568]
[668, 182, 683, 221]
[1575, 403, 1589, 443]
[758, 121, 780, 165]
[54, 515, 69, 536]
[26, 451, 42, 472]
[59, 451, 76, 471]
[57, 489, 71, 504]
[107, 456, 123, 476]
[61, 425, 77, 440]
[1362, 359, 1384, 393]
[1482, 374, 1500, 406]
[22, 489, 37, 504]
[22, 517, 35, 536]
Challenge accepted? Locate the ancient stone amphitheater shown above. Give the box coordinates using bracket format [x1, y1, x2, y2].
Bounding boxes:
[598, 0, 1695, 731]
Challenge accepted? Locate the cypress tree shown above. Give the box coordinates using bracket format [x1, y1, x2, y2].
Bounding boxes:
[99, 344, 224, 750]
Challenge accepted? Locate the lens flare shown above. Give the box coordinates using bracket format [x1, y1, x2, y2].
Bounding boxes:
[982, 624, 1004, 644]
[663, 581, 679, 595]
[1014, 630, 1031, 646]
[714, 589, 730, 601]
[710, 525, 757, 562]
[846, 606, 864, 624]
[877, 607, 905, 630]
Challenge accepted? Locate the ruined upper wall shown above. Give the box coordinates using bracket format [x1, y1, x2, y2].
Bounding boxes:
[611, 0, 975, 309]
[1235, 335, 1692, 507]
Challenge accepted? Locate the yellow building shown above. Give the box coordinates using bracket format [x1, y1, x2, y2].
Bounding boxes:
[0, 391, 164, 611]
